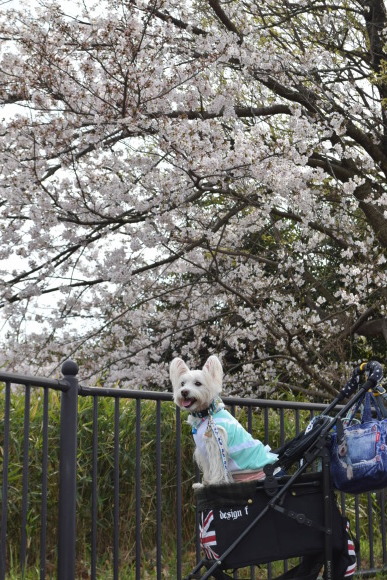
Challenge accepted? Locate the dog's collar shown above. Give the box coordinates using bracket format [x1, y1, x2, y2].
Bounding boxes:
[190, 396, 224, 419]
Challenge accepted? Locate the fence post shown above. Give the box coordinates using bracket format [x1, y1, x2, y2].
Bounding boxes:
[58, 360, 79, 580]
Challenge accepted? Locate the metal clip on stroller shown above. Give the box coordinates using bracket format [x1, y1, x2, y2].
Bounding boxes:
[185, 361, 384, 580]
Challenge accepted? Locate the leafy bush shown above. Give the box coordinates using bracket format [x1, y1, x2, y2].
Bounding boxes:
[0, 387, 197, 577]
[1, 386, 386, 578]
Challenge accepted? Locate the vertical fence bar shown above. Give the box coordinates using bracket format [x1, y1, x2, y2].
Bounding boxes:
[263, 401, 272, 580]
[0, 381, 11, 580]
[367, 493, 374, 568]
[354, 494, 361, 570]
[380, 490, 387, 566]
[155, 400, 162, 580]
[279, 408, 285, 447]
[58, 360, 79, 580]
[91, 396, 99, 580]
[264, 407, 269, 444]
[343, 492, 349, 518]
[20, 384, 31, 575]
[247, 406, 253, 433]
[249, 415, 255, 580]
[247, 406, 254, 580]
[39, 387, 49, 580]
[135, 398, 141, 580]
[175, 406, 182, 580]
[295, 409, 300, 435]
[113, 398, 120, 580]
[195, 461, 201, 562]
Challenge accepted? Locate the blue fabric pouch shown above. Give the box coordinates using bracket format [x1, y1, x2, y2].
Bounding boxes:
[330, 392, 387, 493]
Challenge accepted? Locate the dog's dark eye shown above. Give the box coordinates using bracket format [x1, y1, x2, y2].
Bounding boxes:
[194, 381, 202, 386]
[180, 381, 185, 386]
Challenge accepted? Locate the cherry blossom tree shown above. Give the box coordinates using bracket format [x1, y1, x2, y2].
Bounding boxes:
[0, 0, 386, 398]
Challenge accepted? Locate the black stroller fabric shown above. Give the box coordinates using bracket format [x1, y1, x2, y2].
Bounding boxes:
[274, 517, 358, 579]
[195, 473, 345, 570]
[275, 415, 332, 471]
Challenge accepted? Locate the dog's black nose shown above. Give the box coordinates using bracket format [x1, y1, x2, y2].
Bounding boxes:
[181, 389, 189, 398]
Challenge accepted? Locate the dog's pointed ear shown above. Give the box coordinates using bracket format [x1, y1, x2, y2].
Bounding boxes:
[170, 358, 190, 389]
[203, 355, 223, 390]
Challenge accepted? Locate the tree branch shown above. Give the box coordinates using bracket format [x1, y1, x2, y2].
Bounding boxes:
[207, 0, 242, 40]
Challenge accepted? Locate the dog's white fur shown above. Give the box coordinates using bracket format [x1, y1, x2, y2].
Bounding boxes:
[170, 355, 223, 414]
[170, 355, 230, 486]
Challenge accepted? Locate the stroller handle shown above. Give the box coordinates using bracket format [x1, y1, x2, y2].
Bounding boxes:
[338, 360, 383, 401]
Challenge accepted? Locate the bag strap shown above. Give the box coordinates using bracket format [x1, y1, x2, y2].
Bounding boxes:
[336, 417, 345, 446]
[342, 390, 384, 428]
[361, 392, 373, 423]
[361, 391, 384, 422]
[372, 386, 387, 419]
[345, 391, 367, 426]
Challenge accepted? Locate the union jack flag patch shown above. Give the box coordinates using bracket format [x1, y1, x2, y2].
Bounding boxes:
[199, 510, 219, 560]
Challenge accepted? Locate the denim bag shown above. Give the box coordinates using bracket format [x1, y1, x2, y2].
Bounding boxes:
[330, 392, 387, 493]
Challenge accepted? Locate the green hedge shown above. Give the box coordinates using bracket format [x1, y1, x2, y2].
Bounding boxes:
[0, 387, 199, 577]
[1, 386, 385, 578]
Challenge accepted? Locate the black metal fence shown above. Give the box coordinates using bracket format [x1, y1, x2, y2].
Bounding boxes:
[0, 361, 386, 579]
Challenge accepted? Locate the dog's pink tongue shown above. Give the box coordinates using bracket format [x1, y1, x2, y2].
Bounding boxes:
[182, 399, 194, 408]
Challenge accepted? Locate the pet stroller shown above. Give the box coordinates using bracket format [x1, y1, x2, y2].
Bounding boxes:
[185, 361, 384, 580]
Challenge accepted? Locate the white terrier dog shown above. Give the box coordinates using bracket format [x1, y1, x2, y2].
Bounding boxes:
[170, 355, 278, 487]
